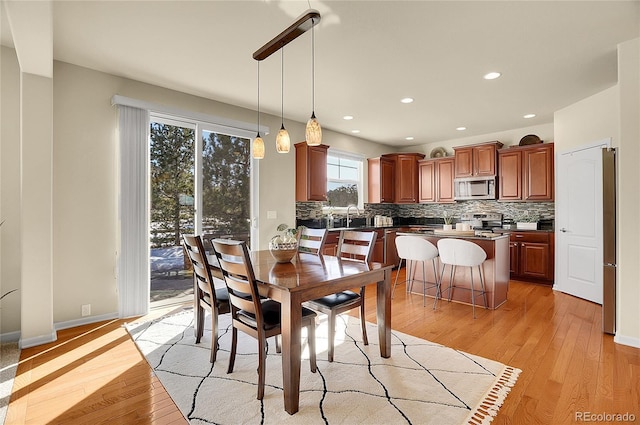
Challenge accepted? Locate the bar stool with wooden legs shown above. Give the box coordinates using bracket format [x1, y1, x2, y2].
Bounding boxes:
[436, 238, 488, 319]
[392, 235, 441, 308]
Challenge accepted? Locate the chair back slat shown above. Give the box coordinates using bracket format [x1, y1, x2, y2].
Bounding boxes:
[211, 239, 262, 318]
[183, 234, 216, 296]
[337, 230, 376, 263]
[298, 227, 327, 255]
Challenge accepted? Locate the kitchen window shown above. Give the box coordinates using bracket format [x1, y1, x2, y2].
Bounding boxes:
[325, 150, 364, 211]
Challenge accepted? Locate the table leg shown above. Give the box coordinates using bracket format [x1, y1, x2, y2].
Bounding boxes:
[280, 292, 302, 414]
[376, 268, 392, 358]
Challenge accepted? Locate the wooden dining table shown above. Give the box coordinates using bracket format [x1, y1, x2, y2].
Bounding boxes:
[209, 250, 393, 415]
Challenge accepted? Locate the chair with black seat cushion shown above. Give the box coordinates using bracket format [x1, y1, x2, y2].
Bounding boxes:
[297, 227, 327, 255]
[211, 238, 317, 400]
[182, 234, 230, 363]
[306, 230, 376, 362]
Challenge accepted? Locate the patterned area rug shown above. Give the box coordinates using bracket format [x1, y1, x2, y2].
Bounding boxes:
[126, 312, 520, 424]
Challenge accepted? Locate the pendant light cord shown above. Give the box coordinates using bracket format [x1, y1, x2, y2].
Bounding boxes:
[311, 20, 315, 115]
[257, 61, 260, 134]
[281, 48, 284, 126]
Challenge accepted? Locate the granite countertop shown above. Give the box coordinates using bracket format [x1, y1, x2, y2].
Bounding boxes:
[396, 230, 509, 241]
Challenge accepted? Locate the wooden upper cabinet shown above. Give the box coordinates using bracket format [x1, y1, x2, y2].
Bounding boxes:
[419, 157, 455, 203]
[418, 160, 436, 203]
[388, 153, 425, 203]
[498, 150, 523, 200]
[498, 143, 554, 202]
[453, 141, 503, 178]
[368, 156, 395, 203]
[368, 153, 424, 203]
[437, 157, 455, 203]
[523, 144, 554, 201]
[295, 142, 328, 202]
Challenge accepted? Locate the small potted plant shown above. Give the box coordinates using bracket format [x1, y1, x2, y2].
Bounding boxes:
[269, 223, 299, 263]
[516, 211, 540, 230]
[442, 211, 453, 231]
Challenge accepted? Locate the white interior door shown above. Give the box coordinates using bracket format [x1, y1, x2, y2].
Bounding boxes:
[555, 141, 610, 304]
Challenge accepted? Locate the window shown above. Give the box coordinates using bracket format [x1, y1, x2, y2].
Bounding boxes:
[148, 115, 254, 308]
[326, 150, 364, 210]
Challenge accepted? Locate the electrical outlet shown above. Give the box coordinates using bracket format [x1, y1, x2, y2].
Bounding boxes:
[81, 304, 91, 317]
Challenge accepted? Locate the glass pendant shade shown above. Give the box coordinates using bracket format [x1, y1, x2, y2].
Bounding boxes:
[253, 134, 265, 159]
[306, 112, 322, 146]
[276, 124, 290, 153]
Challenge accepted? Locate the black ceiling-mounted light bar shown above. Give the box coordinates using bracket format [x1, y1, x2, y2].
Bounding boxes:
[253, 9, 321, 61]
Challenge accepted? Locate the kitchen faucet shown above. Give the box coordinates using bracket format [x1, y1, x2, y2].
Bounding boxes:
[346, 205, 360, 228]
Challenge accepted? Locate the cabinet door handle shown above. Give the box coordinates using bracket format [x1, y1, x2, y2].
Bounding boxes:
[560, 228, 567, 232]
[515, 235, 524, 238]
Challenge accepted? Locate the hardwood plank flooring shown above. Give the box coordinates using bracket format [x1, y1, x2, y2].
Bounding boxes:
[6, 269, 640, 424]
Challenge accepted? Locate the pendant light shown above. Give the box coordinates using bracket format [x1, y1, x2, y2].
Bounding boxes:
[305, 18, 322, 146]
[276, 48, 291, 153]
[253, 61, 265, 159]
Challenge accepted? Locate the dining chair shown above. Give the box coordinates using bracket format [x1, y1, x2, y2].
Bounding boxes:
[393, 235, 441, 309]
[306, 230, 376, 362]
[210, 238, 318, 400]
[437, 238, 488, 319]
[182, 234, 230, 363]
[297, 227, 327, 255]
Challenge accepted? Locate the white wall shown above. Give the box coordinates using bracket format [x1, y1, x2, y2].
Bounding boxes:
[552, 39, 640, 348]
[615, 38, 640, 347]
[0, 50, 391, 335]
[1, 46, 22, 337]
[403, 123, 555, 157]
[554, 86, 620, 150]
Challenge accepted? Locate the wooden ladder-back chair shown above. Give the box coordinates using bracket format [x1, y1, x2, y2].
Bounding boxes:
[306, 230, 376, 362]
[210, 238, 318, 400]
[182, 234, 230, 363]
[297, 227, 327, 255]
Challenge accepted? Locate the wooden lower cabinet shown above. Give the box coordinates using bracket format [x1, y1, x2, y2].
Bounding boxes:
[509, 231, 554, 284]
[372, 229, 385, 263]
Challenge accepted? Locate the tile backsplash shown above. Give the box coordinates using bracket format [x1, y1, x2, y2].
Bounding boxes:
[296, 200, 555, 223]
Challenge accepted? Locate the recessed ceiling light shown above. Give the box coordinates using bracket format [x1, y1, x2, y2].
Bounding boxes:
[523, 113, 536, 119]
[400, 97, 414, 104]
[405, 136, 414, 141]
[456, 127, 467, 131]
[343, 115, 354, 120]
[483, 72, 501, 80]
[351, 129, 360, 134]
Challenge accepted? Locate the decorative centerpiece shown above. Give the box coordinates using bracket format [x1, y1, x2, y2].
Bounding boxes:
[269, 223, 299, 263]
[442, 211, 453, 231]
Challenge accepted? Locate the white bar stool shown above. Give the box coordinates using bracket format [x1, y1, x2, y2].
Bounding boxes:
[436, 238, 488, 318]
[393, 235, 441, 308]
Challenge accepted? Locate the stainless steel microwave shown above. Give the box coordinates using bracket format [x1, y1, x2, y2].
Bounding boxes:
[454, 176, 496, 200]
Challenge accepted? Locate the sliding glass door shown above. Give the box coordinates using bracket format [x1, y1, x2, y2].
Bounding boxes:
[149, 116, 254, 307]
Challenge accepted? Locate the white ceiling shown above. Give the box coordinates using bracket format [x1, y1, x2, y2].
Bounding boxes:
[2, 1, 639, 147]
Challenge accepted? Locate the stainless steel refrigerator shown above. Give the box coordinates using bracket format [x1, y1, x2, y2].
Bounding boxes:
[602, 148, 616, 334]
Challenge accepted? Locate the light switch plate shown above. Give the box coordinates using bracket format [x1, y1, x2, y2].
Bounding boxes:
[267, 210, 277, 219]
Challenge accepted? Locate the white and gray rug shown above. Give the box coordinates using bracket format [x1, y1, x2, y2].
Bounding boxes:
[126, 312, 520, 425]
[0, 342, 20, 425]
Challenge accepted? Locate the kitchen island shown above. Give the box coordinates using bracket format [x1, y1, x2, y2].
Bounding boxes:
[396, 230, 510, 309]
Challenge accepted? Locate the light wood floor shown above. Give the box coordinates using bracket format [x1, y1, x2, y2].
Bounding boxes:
[6, 270, 640, 424]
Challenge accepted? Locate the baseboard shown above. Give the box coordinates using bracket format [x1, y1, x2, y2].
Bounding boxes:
[6, 312, 120, 348]
[0, 330, 21, 343]
[54, 312, 120, 331]
[20, 330, 58, 349]
[614, 333, 640, 348]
